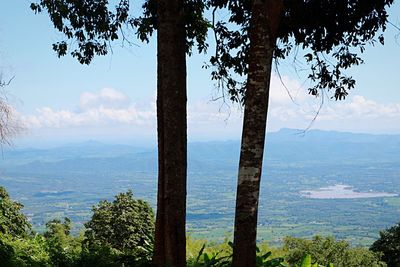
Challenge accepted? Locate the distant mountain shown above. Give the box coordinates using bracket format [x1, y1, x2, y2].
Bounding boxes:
[0, 142, 151, 167]
[268, 128, 400, 144]
[265, 128, 400, 163]
[1, 129, 399, 174]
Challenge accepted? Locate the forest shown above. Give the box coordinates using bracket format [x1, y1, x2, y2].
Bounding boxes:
[1, 0, 400, 266]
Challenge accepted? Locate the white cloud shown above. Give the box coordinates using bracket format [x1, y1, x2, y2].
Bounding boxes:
[80, 88, 131, 110]
[16, 83, 400, 139]
[20, 88, 155, 129]
[266, 93, 400, 133]
[269, 74, 307, 105]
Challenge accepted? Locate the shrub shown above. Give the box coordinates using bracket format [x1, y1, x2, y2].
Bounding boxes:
[44, 218, 82, 266]
[0, 186, 31, 237]
[82, 190, 155, 266]
[370, 222, 400, 267]
[0, 233, 51, 266]
[284, 236, 385, 267]
[187, 239, 286, 267]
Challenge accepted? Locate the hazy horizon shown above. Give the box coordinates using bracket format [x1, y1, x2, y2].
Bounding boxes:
[9, 127, 400, 149]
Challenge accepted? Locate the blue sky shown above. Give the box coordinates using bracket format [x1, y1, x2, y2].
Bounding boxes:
[1, 1, 400, 147]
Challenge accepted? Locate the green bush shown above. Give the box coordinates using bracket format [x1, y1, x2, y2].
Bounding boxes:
[370, 222, 400, 267]
[1, 188, 155, 267]
[0, 186, 31, 237]
[0, 186, 50, 266]
[187, 239, 286, 267]
[44, 218, 82, 266]
[82, 190, 155, 266]
[0, 233, 51, 266]
[284, 236, 386, 267]
[295, 254, 334, 267]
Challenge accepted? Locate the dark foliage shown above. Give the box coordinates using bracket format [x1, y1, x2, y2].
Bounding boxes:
[0, 186, 31, 237]
[30, 0, 210, 64]
[371, 222, 400, 267]
[208, 0, 393, 103]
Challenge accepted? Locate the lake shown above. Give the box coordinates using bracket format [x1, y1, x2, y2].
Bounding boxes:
[300, 184, 398, 199]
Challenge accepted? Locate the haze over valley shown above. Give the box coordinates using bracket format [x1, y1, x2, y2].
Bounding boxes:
[1, 128, 399, 246]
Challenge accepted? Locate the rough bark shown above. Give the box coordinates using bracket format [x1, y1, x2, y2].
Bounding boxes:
[154, 0, 187, 266]
[232, 1, 283, 267]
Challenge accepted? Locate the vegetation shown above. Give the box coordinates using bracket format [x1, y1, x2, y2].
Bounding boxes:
[43, 218, 82, 266]
[186, 238, 286, 267]
[0, 187, 155, 266]
[1, 186, 395, 267]
[83, 190, 154, 266]
[371, 222, 400, 267]
[295, 254, 333, 267]
[0, 186, 31, 237]
[284, 236, 385, 267]
[0, 233, 51, 267]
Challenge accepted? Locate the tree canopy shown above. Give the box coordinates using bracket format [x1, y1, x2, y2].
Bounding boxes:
[0, 186, 31, 237]
[43, 217, 82, 266]
[83, 190, 155, 263]
[209, 0, 393, 103]
[30, 0, 210, 64]
[371, 222, 400, 267]
[24, 1, 399, 116]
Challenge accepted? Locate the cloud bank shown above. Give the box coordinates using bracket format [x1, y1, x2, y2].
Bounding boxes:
[21, 88, 155, 129]
[18, 76, 400, 139]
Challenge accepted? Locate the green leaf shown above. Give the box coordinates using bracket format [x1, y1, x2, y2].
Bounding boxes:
[262, 251, 272, 259]
[300, 255, 312, 267]
[204, 252, 210, 264]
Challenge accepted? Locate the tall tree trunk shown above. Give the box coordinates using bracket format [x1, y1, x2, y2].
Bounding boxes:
[154, 1, 187, 266]
[232, 1, 283, 267]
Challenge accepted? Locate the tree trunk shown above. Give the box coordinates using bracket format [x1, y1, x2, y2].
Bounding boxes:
[232, 1, 283, 267]
[154, 1, 187, 266]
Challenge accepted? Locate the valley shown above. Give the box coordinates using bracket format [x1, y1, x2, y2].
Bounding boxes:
[1, 129, 400, 246]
